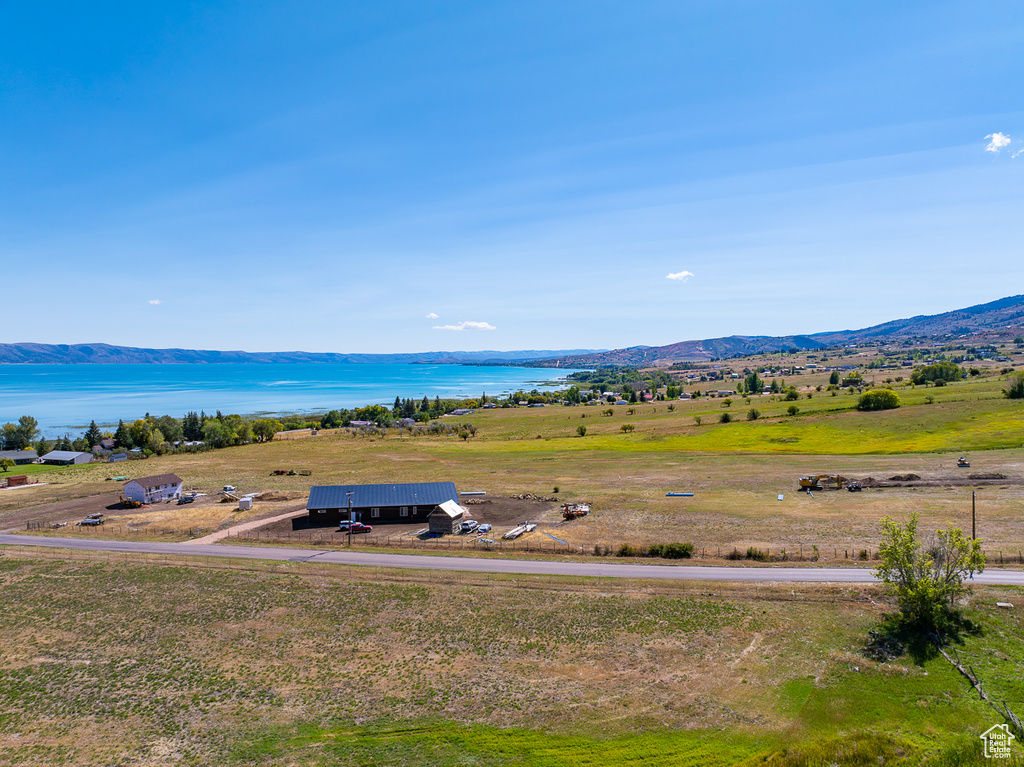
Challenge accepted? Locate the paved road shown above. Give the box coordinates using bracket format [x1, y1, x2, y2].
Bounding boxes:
[3, 534, 1024, 585]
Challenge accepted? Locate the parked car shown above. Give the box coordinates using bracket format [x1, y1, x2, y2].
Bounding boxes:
[339, 521, 373, 534]
[177, 496, 195, 504]
[75, 518, 104, 526]
[460, 520, 479, 534]
[477, 523, 492, 534]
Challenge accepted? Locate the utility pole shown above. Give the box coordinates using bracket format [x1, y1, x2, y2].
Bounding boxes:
[972, 490, 976, 540]
[347, 491, 354, 548]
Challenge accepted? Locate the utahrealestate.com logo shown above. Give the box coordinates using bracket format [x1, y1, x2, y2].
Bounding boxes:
[981, 724, 1016, 759]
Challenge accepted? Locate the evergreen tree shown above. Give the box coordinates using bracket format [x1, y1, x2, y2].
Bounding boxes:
[114, 420, 133, 449]
[84, 420, 103, 448]
[829, 370, 841, 385]
[35, 437, 50, 456]
[420, 396, 430, 412]
[393, 396, 402, 415]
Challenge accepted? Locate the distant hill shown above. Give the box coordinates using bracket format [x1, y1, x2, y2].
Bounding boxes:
[537, 294, 1024, 367]
[0, 343, 605, 365]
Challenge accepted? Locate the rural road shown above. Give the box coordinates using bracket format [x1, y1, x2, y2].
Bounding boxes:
[4, 534, 1024, 585]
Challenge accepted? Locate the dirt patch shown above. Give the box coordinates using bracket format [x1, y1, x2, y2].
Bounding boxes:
[888, 474, 922, 482]
[968, 472, 1007, 480]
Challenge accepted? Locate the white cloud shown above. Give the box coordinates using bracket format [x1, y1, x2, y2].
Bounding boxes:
[985, 132, 1011, 153]
[148, 299, 162, 305]
[1013, 149, 1023, 159]
[666, 270, 694, 282]
[432, 320, 497, 331]
[425, 312, 439, 319]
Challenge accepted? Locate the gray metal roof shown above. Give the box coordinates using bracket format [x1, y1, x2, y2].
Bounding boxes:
[307, 482, 458, 510]
[40, 451, 90, 460]
[0, 450, 36, 461]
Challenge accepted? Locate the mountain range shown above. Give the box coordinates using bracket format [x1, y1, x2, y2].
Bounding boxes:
[2, 294, 1022, 366]
[536, 294, 1024, 367]
[0, 343, 604, 365]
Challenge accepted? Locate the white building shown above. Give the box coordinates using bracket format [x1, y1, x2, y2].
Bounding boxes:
[123, 473, 184, 504]
[40, 450, 93, 465]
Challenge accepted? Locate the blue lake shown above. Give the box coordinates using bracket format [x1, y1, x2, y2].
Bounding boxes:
[0, 363, 581, 437]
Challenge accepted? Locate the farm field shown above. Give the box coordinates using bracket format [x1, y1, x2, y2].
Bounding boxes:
[3, 370, 1023, 555]
[0, 549, 1021, 766]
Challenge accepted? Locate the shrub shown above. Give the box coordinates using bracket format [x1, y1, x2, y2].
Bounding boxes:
[746, 408, 760, 421]
[783, 388, 799, 401]
[857, 389, 901, 411]
[786, 405, 800, 416]
[667, 403, 675, 411]
[620, 423, 635, 433]
[603, 409, 614, 416]
[576, 425, 587, 437]
[722, 398, 733, 407]
[616, 544, 638, 557]
[693, 415, 702, 426]
[719, 412, 732, 423]
[553, 486, 559, 493]
[1004, 372, 1024, 399]
[648, 542, 694, 559]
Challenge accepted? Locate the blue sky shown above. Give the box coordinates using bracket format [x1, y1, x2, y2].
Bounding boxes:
[2, 1, 1022, 353]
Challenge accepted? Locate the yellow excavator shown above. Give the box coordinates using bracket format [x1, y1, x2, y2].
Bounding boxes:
[119, 496, 143, 509]
[798, 475, 847, 491]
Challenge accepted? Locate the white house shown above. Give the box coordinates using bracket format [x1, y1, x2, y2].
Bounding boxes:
[123, 473, 184, 504]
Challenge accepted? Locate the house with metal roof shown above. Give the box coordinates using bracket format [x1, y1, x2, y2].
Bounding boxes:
[306, 481, 459, 525]
[0, 449, 37, 465]
[123, 473, 184, 504]
[40, 450, 93, 465]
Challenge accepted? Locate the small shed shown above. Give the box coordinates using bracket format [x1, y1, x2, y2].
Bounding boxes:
[428, 500, 465, 535]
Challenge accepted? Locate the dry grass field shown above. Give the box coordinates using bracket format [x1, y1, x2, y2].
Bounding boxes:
[0, 548, 1020, 766]
[4, 373, 1023, 555]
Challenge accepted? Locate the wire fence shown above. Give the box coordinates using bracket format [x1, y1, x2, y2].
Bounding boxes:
[20, 519, 1024, 565]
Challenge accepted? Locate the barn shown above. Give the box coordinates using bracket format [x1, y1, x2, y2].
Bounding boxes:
[123, 473, 184, 504]
[306, 482, 459, 525]
[40, 450, 93, 465]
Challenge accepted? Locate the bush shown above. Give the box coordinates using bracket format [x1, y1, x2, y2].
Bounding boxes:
[576, 425, 587, 437]
[719, 412, 732, 423]
[746, 408, 760, 421]
[786, 405, 800, 416]
[620, 423, 635, 433]
[722, 398, 733, 407]
[693, 415, 702, 426]
[617, 542, 694, 559]
[648, 542, 694, 559]
[1004, 372, 1024, 399]
[857, 389, 901, 411]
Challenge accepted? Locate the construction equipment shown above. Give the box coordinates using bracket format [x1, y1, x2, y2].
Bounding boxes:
[798, 475, 847, 491]
[119, 496, 143, 509]
[957, 457, 971, 468]
[561, 503, 591, 520]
